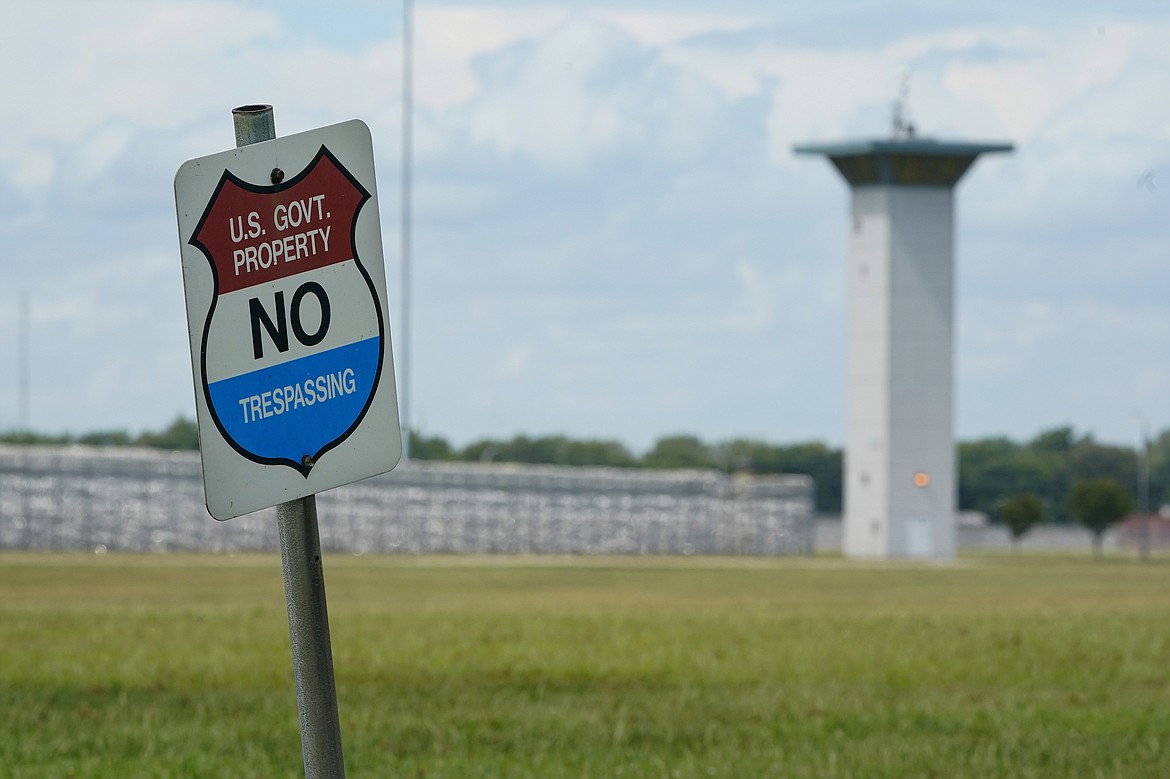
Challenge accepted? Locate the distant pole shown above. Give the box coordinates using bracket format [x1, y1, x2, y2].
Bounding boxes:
[1140, 419, 1151, 562]
[400, 0, 414, 460]
[232, 104, 347, 778]
[19, 292, 29, 432]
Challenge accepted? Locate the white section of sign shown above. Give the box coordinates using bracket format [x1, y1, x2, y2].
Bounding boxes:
[204, 261, 380, 383]
[175, 119, 401, 520]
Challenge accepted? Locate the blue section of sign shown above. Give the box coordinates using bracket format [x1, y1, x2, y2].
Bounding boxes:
[207, 337, 380, 463]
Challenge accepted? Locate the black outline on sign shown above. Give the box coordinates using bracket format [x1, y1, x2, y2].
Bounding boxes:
[188, 145, 385, 478]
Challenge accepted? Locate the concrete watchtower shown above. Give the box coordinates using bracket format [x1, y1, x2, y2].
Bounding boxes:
[794, 132, 1011, 558]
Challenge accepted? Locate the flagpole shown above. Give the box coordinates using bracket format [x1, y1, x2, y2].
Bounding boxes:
[400, 0, 414, 459]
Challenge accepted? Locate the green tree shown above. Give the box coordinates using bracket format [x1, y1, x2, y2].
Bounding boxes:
[1068, 438, 1137, 491]
[457, 434, 635, 467]
[1065, 478, 1134, 559]
[463, 435, 561, 465]
[460, 438, 500, 463]
[1023, 427, 1077, 522]
[76, 429, 133, 447]
[0, 430, 70, 445]
[959, 437, 1051, 519]
[1029, 426, 1077, 456]
[136, 417, 200, 450]
[559, 439, 637, 468]
[997, 493, 1046, 550]
[641, 435, 715, 470]
[715, 439, 842, 513]
[409, 432, 455, 460]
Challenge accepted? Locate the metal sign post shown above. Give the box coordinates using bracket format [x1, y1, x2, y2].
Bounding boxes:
[177, 101, 401, 776]
[277, 494, 345, 778]
[233, 105, 346, 779]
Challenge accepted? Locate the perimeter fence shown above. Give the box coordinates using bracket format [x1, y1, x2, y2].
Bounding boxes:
[0, 445, 814, 556]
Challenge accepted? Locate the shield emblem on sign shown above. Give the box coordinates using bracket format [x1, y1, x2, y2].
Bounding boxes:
[187, 146, 384, 476]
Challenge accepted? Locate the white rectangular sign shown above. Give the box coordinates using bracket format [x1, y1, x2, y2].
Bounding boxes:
[174, 119, 401, 519]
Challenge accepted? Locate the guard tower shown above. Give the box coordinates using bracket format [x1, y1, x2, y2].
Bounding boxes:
[794, 130, 1011, 558]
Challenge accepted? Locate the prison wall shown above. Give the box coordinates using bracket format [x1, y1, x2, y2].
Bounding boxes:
[0, 445, 814, 556]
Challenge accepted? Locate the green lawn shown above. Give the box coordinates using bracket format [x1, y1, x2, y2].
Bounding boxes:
[2, 552, 1170, 777]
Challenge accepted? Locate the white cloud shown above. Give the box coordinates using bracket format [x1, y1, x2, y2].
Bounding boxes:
[1, 2, 412, 192]
[0, 3, 281, 150]
[958, 299, 1061, 379]
[942, 24, 1152, 142]
[458, 14, 645, 169]
[722, 262, 774, 334]
[5, 1, 1170, 448]
[415, 6, 567, 110]
[498, 344, 532, 378]
[599, 10, 761, 48]
[75, 124, 135, 182]
[9, 148, 56, 195]
[644, 18, 1170, 172]
[31, 250, 180, 339]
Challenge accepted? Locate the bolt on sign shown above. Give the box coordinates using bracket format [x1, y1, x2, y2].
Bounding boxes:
[175, 120, 401, 519]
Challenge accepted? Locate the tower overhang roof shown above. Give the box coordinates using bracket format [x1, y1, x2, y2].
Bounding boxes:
[793, 138, 1013, 187]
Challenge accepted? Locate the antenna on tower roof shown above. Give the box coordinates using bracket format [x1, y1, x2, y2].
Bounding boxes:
[892, 70, 916, 140]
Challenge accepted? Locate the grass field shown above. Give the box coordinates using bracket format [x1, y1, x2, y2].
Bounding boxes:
[3, 552, 1170, 778]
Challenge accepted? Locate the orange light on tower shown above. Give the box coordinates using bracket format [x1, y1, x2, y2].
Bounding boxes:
[913, 471, 930, 488]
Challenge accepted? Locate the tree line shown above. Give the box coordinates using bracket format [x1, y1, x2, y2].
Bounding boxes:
[3, 420, 1160, 526]
[1, 417, 202, 452]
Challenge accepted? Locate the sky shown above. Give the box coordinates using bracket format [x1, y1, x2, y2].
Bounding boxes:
[2, 0, 1169, 454]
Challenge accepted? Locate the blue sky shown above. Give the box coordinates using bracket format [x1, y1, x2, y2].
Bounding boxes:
[2, 1, 1169, 453]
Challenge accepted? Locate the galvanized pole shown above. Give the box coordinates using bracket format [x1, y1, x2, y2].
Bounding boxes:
[276, 496, 345, 777]
[1140, 420, 1151, 562]
[399, 0, 413, 460]
[231, 104, 346, 779]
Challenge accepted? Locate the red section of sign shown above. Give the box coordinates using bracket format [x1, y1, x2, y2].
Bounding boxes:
[191, 148, 369, 295]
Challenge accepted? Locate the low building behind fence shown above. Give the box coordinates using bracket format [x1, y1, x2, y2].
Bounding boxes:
[0, 445, 815, 555]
